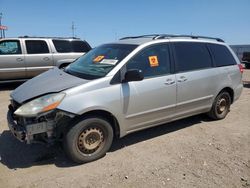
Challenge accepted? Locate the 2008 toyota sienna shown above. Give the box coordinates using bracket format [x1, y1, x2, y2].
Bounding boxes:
[7, 34, 243, 163]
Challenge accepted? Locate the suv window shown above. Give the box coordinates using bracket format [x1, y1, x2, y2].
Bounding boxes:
[173, 42, 212, 72]
[126, 44, 171, 78]
[0, 40, 21, 55]
[25, 40, 49, 54]
[52, 40, 91, 53]
[242, 52, 250, 62]
[208, 44, 237, 67]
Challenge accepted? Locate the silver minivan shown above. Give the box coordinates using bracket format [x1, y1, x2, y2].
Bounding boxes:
[7, 34, 243, 163]
[0, 36, 91, 82]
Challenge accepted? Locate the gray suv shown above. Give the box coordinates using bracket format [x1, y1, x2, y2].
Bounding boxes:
[7, 34, 243, 163]
[0, 36, 91, 82]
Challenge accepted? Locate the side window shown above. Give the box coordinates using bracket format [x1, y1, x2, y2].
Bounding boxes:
[52, 40, 71, 53]
[208, 44, 237, 67]
[173, 42, 212, 72]
[52, 40, 91, 53]
[126, 44, 171, 78]
[0, 40, 21, 55]
[25, 40, 49, 54]
[72, 41, 91, 52]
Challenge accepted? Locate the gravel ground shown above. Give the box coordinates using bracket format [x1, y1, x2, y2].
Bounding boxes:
[0, 70, 249, 188]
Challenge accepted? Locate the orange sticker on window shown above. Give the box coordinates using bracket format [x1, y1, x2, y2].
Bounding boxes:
[93, 55, 105, 62]
[149, 56, 159, 67]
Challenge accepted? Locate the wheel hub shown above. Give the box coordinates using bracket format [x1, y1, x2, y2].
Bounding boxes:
[217, 98, 227, 113]
[78, 127, 104, 154]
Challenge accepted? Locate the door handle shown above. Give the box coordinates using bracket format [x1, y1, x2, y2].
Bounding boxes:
[164, 79, 175, 85]
[16, 58, 24, 62]
[177, 76, 187, 82]
[43, 57, 50, 61]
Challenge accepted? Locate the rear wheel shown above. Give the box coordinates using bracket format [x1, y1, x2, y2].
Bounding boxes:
[208, 91, 231, 120]
[63, 116, 113, 163]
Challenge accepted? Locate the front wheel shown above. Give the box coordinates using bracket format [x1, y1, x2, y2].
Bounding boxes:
[63, 116, 113, 163]
[208, 91, 231, 120]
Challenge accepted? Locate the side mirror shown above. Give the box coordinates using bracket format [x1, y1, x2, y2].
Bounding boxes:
[122, 69, 144, 83]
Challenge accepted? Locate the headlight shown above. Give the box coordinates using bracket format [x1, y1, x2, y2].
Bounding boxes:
[14, 93, 65, 117]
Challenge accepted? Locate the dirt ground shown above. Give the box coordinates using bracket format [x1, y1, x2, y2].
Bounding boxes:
[0, 70, 249, 188]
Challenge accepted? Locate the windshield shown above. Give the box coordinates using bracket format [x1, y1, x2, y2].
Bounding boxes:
[65, 44, 137, 80]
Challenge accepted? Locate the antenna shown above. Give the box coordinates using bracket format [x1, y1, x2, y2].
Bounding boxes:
[0, 13, 3, 38]
[71, 21, 76, 38]
[0, 13, 7, 38]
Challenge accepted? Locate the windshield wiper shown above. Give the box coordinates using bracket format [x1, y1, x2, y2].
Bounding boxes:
[88, 64, 114, 68]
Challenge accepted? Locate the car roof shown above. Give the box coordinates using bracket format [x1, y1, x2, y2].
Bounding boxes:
[113, 34, 225, 46]
[0, 37, 83, 41]
[115, 38, 154, 45]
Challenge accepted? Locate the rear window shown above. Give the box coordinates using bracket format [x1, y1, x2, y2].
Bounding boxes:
[208, 44, 237, 67]
[52, 40, 91, 53]
[173, 42, 212, 72]
[25, 40, 49, 54]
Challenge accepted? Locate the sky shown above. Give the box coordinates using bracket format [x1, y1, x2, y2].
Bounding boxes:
[0, 0, 250, 47]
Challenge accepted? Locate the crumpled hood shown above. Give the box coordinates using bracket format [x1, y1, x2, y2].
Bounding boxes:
[11, 67, 89, 104]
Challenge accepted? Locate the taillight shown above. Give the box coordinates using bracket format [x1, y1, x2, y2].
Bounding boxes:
[238, 64, 244, 73]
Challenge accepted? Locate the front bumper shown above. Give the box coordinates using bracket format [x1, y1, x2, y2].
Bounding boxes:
[7, 110, 26, 142]
[7, 109, 57, 144]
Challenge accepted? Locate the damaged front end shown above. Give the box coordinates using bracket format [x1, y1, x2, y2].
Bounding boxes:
[7, 99, 75, 144]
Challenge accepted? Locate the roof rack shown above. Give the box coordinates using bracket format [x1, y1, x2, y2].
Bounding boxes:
[119, 34, 161, 40]
[18, 36, 80, 39]
[119, 34, 224, 42]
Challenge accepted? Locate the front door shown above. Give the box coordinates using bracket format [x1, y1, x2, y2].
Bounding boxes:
[121, 43, 177, 131]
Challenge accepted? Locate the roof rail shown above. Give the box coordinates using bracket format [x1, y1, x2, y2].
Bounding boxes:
[119, 34, 162, 40]
[154, 34, 224, 42]
[18, 36, 80, 39]
[120, 34, 224, 42]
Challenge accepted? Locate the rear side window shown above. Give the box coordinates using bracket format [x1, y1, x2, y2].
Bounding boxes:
[173, 42, 212, 72]
[25, 40, 49, 54]
[208, 44, 237, 67]
[52, 40, 91, 53]
[0, 40, 21, 55]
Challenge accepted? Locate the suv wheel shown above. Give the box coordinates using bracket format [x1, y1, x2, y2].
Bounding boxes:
[63, 116, 113, 163]
[208, 91, 231, 120]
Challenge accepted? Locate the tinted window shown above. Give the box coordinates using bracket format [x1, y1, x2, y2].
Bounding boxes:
[126, 44, 171, 78]
[25, 40, 49, 54]
[0, 40, 21, 55]
[52, 40, 91, 53]
[209, 44, 237, 67]
[173, 42, 212, 72]
[242, 52, 250, 62]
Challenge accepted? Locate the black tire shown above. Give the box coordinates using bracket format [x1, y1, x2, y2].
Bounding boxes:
[63, 116, 113, 163]
[208, 91, 231, 120]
